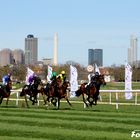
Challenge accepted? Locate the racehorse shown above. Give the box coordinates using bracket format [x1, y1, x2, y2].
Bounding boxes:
[93, 74, 106, 105]
[75, 74, 106, 107]
[0, 81, 12, 105]
[56, 80, 72, 109]
[20, 76, 42, 107]
[40, 77, 72, 109]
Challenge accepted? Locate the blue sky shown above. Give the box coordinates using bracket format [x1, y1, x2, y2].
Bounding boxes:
[0, 0, 140, 66]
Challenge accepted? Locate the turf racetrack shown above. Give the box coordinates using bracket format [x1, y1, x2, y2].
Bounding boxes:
[0, 103, 140, 140]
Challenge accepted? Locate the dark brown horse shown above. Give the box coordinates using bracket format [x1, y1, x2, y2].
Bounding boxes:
[93, 74, 106, 105]
[0, 81, 12, 105]
[20, 76, 42, 107]
[75, 74, 106, 107]
[56, 80, 72, 109]
[40, 77, 72, 109]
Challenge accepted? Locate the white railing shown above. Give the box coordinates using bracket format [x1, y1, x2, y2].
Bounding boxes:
[7, 89, 140, 109]
[99, 90, 140, 109]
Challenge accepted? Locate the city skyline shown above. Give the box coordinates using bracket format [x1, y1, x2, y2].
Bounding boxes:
[0, 0, 140, 66]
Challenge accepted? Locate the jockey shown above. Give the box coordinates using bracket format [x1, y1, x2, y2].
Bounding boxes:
[45, 71, 57, 93]
[28, 74, 35, 84]
[57, 70, 66, 84]
[2, 73, 12, 85]
[87, 72, 95, 85]
[50, 71, 57, 83]
[28, 73, 37, 90]
[90, 72, 100, 85]
[86, 72, 99, 92]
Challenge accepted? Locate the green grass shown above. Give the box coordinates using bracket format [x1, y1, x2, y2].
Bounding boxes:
[0, 82, 139, 139]
[0, 103, 140, 140]
[100, 82, 140, 90]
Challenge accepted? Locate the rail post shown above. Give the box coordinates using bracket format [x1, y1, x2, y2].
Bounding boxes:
[109, 92, 112, 104]
[116, 92, 119, 110]
[135, 92, 137, 105]
[16, 92, 19, 106]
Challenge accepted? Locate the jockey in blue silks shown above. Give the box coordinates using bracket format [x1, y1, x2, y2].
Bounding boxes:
[2, 73, 12, 85]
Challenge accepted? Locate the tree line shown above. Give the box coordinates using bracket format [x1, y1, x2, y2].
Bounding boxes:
[0, 64, 140, 82]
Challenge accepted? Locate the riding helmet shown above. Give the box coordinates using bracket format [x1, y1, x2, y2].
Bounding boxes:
[61, 71, 65, 74]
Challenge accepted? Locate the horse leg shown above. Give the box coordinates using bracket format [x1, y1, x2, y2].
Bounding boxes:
[93, 93, 99, 105]
[6, 97, 9, 106]
[32, 95, 37, 105]
[29, 92, 36, 105]
[94, 97, 98, 105]
[57, 97, 60, 109]
[0, 96, 3, 105]
[90, 98, 94, 106]
[25, 95, 29, 108]
[46, 96, 51, 106]
[51, 97, 57, 106]
[65, 97, 72, 107]
[34, 92, 38, 104]
[86, 96, 94, 107]
[82, 94, 89, 107]
[42, 94, 47, 105]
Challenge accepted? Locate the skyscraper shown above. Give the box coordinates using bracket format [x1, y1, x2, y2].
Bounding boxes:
[0, 49, 13, 66]
[88, 49, 94, 65]
[88, 49, 103, 66]
[128, 35, 138, 66]
[12, 49, 24, 64]
[25, 34, 38, 65]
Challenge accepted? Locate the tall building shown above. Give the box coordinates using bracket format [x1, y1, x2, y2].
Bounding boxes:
[128, 35, 138, 66]
[88, 49, 94, 65]
[88, 49, 103, 66]
[0, 49, 13, 66]
[25, 34, 38, 65]
[12, 49, 24, 64]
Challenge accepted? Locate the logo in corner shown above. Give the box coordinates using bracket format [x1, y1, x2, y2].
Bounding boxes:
[131, 130, 140, 138]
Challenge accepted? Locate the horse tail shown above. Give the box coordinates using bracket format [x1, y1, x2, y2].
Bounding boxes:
[20, 89, 25, 97]
[75, 89, 82, 97]
[20, 86, 28, 97]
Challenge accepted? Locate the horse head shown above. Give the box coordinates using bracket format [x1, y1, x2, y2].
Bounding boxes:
[56, 76, 62, 87]
[6, 81, 12, 91]
[97, 75, 106, 86]
[34, 77, 41, 85]
[62, 80, 70, 89]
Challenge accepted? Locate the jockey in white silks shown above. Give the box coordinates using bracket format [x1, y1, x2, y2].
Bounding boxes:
[87, 72, 95, 85]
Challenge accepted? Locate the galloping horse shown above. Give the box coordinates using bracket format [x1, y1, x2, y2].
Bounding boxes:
[20, 76, 42, 107]
[0, 81, 12, 105]
[75, 74, 106, 107]
[40, 77, 71, 109]
[56, 79, 72, 109]
[93, 74, 106, 105]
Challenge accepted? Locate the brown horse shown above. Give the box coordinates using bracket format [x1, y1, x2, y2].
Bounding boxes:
[56, 80, 72, 109]
[93, 74, 106, 105]
[0, 81, 12, 105]
[40, 77, 72, 109]
[75, 74, 106, 107]
[75, 82, 89, 107]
